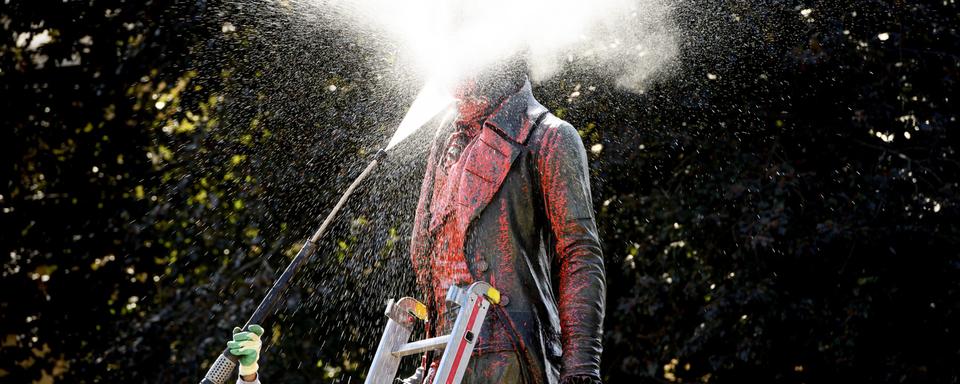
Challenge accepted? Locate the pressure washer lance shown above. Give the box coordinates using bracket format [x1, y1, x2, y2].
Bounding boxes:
[200, 148, 387, 384]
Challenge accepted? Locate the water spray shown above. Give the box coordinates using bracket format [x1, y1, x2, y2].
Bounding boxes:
[199, 83, 452, 384]
[196, 1, 676, 379]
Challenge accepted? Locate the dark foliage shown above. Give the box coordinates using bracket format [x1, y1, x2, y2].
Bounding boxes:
[1, 0, 957, 383]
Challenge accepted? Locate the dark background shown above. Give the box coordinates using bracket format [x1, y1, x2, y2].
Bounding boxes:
[2, 0, 958, 383]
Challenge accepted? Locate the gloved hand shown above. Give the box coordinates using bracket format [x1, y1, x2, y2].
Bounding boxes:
[227, 324, 265, 377]
[397, 366, 425, 384]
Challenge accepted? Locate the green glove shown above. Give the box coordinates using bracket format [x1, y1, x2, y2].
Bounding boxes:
[227, 324, 265, 377]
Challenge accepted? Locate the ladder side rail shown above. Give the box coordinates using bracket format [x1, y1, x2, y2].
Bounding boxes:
[365, 306, 415, 384]
[431, 293, 491, 384]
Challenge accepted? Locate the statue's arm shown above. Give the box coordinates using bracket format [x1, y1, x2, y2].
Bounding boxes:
[536, 120, 606, 383]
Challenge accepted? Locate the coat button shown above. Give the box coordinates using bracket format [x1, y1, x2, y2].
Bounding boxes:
[499, 294, 510, 307]
[475, 260, 489, 273]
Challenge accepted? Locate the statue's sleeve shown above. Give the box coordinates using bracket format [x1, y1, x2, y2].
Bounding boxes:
[409, 112, 453, 375]
[536, 121, 606, 383]
[410, 138, 439, 288]
[410, 110, 454, 288]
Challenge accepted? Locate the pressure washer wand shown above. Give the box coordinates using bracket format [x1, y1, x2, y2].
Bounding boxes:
[200, 148, 388, 384]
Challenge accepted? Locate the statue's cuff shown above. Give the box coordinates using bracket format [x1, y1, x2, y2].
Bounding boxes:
[238, 362, 259, 377]
[559, 374, 600, 384]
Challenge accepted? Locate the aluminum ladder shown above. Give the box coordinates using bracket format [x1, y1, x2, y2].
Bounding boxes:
[364, 281, 501, 384]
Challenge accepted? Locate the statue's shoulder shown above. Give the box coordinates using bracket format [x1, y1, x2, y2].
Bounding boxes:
[527, 110, 582, 153]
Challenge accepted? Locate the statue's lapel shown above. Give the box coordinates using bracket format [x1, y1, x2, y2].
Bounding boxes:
[455, 126, 521, 235]
[442, 79, 548, 235]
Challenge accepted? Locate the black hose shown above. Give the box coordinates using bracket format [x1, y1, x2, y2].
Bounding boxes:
[199, 149, 386, 384]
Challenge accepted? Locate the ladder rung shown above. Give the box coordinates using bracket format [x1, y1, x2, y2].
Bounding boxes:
[392, 335, 451, 357]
